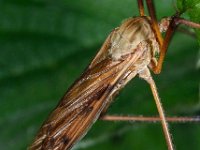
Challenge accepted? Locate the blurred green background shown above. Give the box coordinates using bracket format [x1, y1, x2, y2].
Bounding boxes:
[0, 0, 200, 150]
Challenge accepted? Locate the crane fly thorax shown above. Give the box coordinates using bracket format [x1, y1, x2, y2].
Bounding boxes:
[108, 16, 159, 65]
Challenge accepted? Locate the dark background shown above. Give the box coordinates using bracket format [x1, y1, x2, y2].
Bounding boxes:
[0, 0, 200, 150]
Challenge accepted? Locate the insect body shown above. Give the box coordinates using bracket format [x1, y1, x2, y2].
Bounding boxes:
[29, 0, 200, 150]
[29, 16, 166, 150]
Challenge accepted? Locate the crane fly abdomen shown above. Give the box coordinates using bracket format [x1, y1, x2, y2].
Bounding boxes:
[29, 16, 166, 150]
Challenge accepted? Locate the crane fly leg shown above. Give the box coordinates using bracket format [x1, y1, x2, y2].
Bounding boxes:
[137, 0, 145, 16]
[145, 0, 174, 74]
[152, 16, 200, 74]
[139, 67, 174, 150]
[100, 115, 200, 123]
[145, 0, 164, 46]
[137, 0, 173, 74]
[145, 1, 200, 74]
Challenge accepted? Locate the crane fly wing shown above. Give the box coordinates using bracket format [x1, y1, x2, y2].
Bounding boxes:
[29, 22, 146, 150]
[29, 55, 130, 150]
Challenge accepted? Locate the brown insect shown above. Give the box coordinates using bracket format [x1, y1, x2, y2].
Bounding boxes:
[29, 0, 200, 150]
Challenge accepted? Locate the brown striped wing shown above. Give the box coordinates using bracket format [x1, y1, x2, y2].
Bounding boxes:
[29, 55, 132, 150]
[29, 19, 148, 150]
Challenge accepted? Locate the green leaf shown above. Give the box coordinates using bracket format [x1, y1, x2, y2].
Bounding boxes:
[177, 0, 200, 43]
[0, 0, 199, 150]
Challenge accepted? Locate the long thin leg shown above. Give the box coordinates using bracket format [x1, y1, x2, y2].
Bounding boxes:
[145, 0, 176, 74]
[101, 115, 200, 123]
[155, 17, 176, 74]
[137, 0, 145, 16]
[139, 67, 174, 150]
[145, 0, 200, 74]
[175, 17, 200, 28]
[153, 16, 200, 74]
[146, 0, 164, 46]
[144, 0, 200, 74]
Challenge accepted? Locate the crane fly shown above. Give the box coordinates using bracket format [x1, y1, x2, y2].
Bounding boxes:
[29, 0, 200, 150]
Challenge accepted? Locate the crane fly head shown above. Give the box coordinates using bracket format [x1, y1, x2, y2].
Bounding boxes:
[159, 17, 171, 32]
